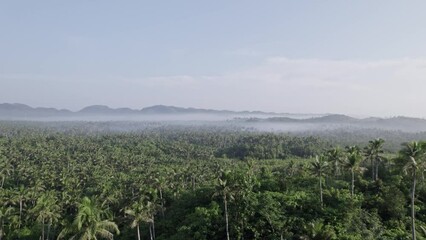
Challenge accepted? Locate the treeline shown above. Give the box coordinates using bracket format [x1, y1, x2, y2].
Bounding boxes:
[293, 128, 426, 153]
[0, 121, 330, 160]
[0, 123, 425, 239]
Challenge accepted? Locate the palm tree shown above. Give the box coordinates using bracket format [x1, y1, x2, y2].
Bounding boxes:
[399, 141, 426, 240]
[344, 146, 362, 197]
[326, 147, 343, 178]
[151, 173, 168, 218]
[364, 138, 385, 181]
[309, 155, 328, 206]
[302, 220, 336, 240]
[0, 206, 14, 240]
[0, 159, 13, 188]
[58, 196, 119, 240]
[30, 192, 61, 240]
[12, 185, 27, 228]
[125, 206, 142, 240]
[125, 200, 156, 240]
[213, 170, 235, 240]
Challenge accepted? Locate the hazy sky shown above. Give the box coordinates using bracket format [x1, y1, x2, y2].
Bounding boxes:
[1, 1, 426, 117]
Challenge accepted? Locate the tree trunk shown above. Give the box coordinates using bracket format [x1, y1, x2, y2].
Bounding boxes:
[241, 218, 245, 240]
[47, 224, 51, 240]
[224, 195, 230, 240]
[1, 219, 4, 240]
[159, 189, 165, 218]
[375, 158, 379, 181]
[319, 172, 323, 207]
[137, 223, 141, 240]
[191, 176, 196, 191]
[371, 158, 375, 180]
[412, 171, 417, 240]
[351, 169, 355, 197]
[152, 217, 156, 240]
[19, 200, 23, 226]
[335, 161, 339, 178]
[41, 220, 45, 240]
[149, 223, 153, 240]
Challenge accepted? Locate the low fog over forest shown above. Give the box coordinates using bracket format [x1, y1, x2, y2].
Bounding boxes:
[2, 103, 426, 153]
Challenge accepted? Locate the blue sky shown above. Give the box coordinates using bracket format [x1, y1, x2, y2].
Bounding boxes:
[1, 1, 426, 117]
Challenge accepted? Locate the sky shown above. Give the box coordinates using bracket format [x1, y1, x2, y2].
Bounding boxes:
[1, 1, 426, 117]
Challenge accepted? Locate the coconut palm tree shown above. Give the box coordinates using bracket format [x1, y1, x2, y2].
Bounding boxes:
[326, 147, 344, 178]
[399, 141, 426, 240]
[12, 185, 28, 228]
[213, 170, 235, 240]
[364, 138, 385, 181]
[151, 173, 168, 218]
[125, 200, 156, 240]
[30, 192, 61, 240]
[344, 146, 362, 197]
[0, 205, 14, 240]
[301, 220, 336, 240]
[58, 196, 119, 240]
[125, 206, 142, 240]
[309, 155, 328, 206]
[0, 159, 13, 188]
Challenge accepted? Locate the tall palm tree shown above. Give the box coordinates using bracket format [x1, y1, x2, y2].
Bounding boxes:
[364, 138, 385, 181]
[151, 173, 168, 218]
[0, 206, 14, 240]
[326, 147, 343, 178]
[12, 185, 27, 228]
[309, 155, 328, 206]
[125, 200, 156, 240]
[0, 159, 13, 188]
[399, 141, 426, 240]
[344, 146, 362, 197]
[213, 170, 235, 240]
[30, 192, 61, 240]
[58, 197, 119, 240]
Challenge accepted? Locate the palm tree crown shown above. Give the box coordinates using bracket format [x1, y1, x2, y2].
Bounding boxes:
[58, 197, 119, 240]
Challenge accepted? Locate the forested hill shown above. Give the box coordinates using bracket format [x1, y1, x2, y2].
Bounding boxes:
[0, 103, 289, 119]
[3, 103, 426, 133]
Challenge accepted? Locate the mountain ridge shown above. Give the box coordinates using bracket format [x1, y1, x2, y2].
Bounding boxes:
[1, 103, 425, 127]
[0, 103, 290, 117]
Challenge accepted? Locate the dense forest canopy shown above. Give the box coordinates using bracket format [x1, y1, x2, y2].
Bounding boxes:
[0, 121, 425, 239]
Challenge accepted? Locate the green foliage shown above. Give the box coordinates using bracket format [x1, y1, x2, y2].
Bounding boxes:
[175, 201, 222, 240]
[0, 122, 425, 239]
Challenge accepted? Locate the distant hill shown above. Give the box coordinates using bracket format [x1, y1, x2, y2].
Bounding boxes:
[0, 103, 72, 118]
[78, 105, 139, 115]
[0, 103, 284, 119]
[255, 114, 358, 123]
[139, 105, 279, 115]
[2, 103, 426, 132]
[140, 105, 220, 114]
